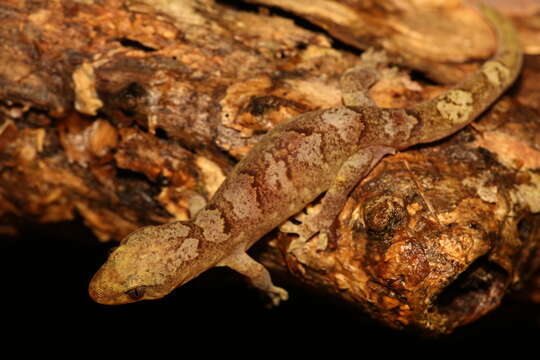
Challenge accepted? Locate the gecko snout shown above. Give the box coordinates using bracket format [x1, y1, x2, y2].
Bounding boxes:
[88, 265, 133, 305]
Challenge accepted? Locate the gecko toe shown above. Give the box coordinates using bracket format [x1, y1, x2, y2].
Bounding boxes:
[267, 286, 289, 307]
[279, 204, 321, 238]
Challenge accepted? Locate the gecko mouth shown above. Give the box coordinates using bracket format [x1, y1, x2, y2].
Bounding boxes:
[431, 256, 508, 327]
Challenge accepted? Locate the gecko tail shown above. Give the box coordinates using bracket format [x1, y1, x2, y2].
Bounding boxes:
[401, 3, 522, 146]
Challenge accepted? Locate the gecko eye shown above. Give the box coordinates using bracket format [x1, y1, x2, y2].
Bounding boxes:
[125, 286, 146, 300]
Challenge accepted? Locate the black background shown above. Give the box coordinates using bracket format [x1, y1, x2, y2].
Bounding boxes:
[2, 218, 539, 349]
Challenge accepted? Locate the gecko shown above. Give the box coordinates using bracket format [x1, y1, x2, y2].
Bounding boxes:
[88, 5, 522, 305]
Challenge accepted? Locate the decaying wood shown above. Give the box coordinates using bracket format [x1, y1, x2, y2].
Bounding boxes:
[0, 0, 538, 335]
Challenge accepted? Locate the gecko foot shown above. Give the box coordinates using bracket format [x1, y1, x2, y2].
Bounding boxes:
[279, 204, 322, 253]
[266, 286, 289, 308]
[219, 252, 289, 307]
[279, 203, 327, 253]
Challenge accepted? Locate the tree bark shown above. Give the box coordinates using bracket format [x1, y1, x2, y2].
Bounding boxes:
[0, 0, 539, 335]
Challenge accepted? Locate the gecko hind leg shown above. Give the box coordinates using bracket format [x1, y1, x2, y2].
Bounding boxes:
[340, 67, 379, 108]
[341, 49, 390, 108]
[281, 146, 395, 255]
[218, 252, 288, 307]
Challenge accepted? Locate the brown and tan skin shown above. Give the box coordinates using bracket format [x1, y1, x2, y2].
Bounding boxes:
[88, 5, 522, 306]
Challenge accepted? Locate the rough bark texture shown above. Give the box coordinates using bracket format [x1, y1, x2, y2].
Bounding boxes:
[0, 0, 539, 335]
[262, 91, 540, 333]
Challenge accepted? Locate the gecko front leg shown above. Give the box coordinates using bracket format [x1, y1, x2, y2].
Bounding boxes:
[218, 252, 289, 306]
[281, 145, 395, 255]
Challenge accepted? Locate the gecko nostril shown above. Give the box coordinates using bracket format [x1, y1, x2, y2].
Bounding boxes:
[125, 286, 146, 300]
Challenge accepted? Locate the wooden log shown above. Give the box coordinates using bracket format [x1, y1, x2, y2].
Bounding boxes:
[0, 0, 538, 335]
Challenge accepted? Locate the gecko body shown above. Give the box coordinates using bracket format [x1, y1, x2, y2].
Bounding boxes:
[89, 6, 521, 305]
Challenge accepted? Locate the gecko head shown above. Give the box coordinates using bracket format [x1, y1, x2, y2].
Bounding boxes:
[89, 222, 201, 305]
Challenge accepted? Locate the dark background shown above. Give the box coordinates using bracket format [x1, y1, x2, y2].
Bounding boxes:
[2, 218, 539, 347]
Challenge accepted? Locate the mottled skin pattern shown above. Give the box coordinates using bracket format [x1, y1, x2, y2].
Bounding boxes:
[89, 6, 522, 305]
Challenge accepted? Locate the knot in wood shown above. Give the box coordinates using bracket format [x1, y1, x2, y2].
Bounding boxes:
[364, 196, 406, 237]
